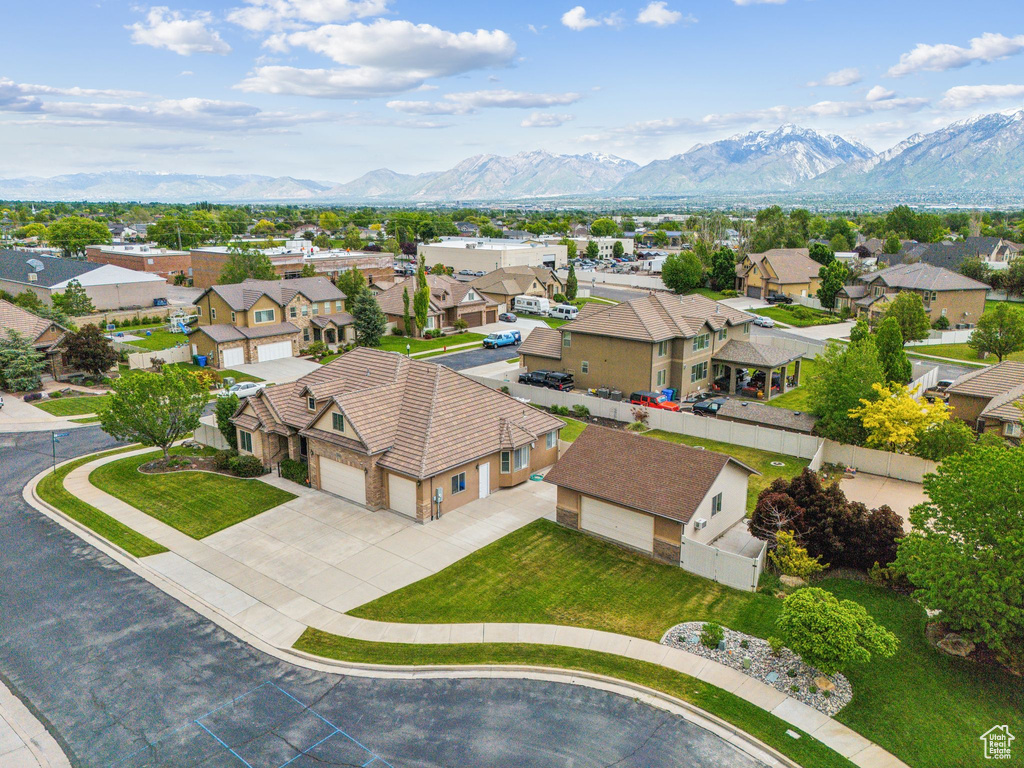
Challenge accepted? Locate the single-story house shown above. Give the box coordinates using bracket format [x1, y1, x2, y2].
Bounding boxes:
[468, 266, 564, 311]
[735, 248, 823, 300]
[545, 425, 758, 564]
[376, 273, 497, 335]
[0, 299, 79, 381]
[946, 361, 1024, 444]
[231, 347, 564, 521]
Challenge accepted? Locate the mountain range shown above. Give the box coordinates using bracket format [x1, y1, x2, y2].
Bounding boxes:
[2, 111, 1023, 203]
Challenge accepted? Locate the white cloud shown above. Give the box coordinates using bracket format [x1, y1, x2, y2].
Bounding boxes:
[522, 112, 574, 127]
[731, 0, 786, 5]
[807, 67, 862, 87]
[636, 2, 691, 26]
[939, 83, 1024, 108]
[887, 33, 1024, 77]
[865, 85, 895, 101]
[227, 0, 389, 32]
[561, 6, 620, 30]
[127, 7, 231, 56]
[236, 19, 517, 98]
[387, 89, 582, 115]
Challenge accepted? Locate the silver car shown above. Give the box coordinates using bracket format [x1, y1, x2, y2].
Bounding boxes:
[752, 315, 775, 328]
[218, 381, 266, 399]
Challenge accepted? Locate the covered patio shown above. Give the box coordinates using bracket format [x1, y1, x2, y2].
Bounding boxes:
[711, 339, 804, 402]
[310, 312, 355, 347]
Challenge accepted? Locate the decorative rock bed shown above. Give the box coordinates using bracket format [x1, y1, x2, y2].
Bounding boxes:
[662, 622, 852, 716]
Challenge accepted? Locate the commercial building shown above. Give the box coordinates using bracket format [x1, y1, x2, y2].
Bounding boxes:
[418, 237, 568, 273]
[85, 244, 191, 283]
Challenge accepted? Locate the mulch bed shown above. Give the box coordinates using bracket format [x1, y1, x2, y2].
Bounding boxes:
[139, 456, 232, 476]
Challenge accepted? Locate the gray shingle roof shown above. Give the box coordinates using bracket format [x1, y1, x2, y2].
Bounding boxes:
[518, 326, 563, 360]
[718, 399, 816, 433]
[564, 293, 753, 343]
[0, 250, 99, 288]
[883, 237, 1020, 270]
[712, 339, 802, 368]
[863, 262, 989, 292]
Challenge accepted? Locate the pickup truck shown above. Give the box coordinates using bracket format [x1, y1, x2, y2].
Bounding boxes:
[923, 379, 955, 403]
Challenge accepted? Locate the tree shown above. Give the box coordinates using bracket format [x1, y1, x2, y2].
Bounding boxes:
[612, 240, 625, 259]
[99, 367, 207, 460]
[252, 219, 276, 237]
[816, 261, 848, 311]
[565, 262, 578, 301]
[959, 256, 992, 285]
[0, 330, 46, 391]
[417, 221, 437, 242]
[829, 233, 851, 253]
[351, 291, 386, 347]
[968, 303, 1024, 362]
[709, 248, 736, 292]
[883, 231, 901, 255]
[894, 445, 1024, 659]
[849, 318, 871, 344]
[882, 291, 931, 342]
[336, 267, 366, 302]
[45, 216, 111, 257]
[769, 530, 826, 579]
[51, 278, 95, 317]
[808, 242, 835, 266]
[775, 588, 898, 675]
[318, 211, 341, 233]
[215, 393, 239, 450]
[661, 251, 704, 294]
[560, 238, 578, 260]
[589, 218, 619, 237]
[218, 209, 251, 235]
[402, 286, 413, 336]
[15, 223, 48, 240]
[914, 419, 977, 461]
[63, 324, 118, 376]
[806, 340, 884, 445]
[585, 241, 599, 260]
[875, 317, 912, 384]
[218, 245, 278, 284]
[413, 261, 430, 335]
[297, 263, 316, 278]
[341, 226, 364, 251]
[849, 382, 951, 453]
[1002, 259, 1024, 297]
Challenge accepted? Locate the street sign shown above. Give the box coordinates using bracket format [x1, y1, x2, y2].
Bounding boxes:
[53, 432, 70, 438]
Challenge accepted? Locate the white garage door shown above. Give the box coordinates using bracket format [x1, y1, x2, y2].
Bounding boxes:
[581, 496, 654, 553]
[221, 346, 245, 368]
[388, 473, 418, 518]
[256, 340, 292, 362]
[319, 457, 366, 506]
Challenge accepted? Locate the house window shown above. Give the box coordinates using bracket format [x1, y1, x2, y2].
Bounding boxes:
[211, 307, 217, 320]
[335, 300, 343, 312]
[1005, 422, 1022, 438]
[692, 333, 710, 352]
[254, 309, 275, 323]
[514, 445, 530, 471]
[581, 360, 589, 374]
[691, 361, 708, 383]
[312, 304, 319, 315]
[231, 311, 236, 323]
[290, 306, 297, 318]
[303, 328, 310, 342]
[307, 396, 316, 411]
[196, 305, 202, 317]
[238, 430, 253, 453]
[425, 316, 436, 330]
[563, 332, 571, 348]
[711, 492, 723, 516]
[546, 430, 557, 449]
[451, 472, 466, 495]
[656, 369, 666, 387]
[657, 340, 668, 357]
[332, 412, 344, 432]
[718, 328, 728, 341]
[501, 451, 511, 473]
[941, 307, 948, 316]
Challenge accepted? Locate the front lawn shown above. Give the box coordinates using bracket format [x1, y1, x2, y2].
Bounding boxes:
[89, 449, 296, 538]
[645, 430, 809, 512]
[350, 520, 1022, 768]
[751, 306, 843, 328]
[904, 342, 1023, 364]
[684, 288, 731, 301]
[32, 394, 110, 417]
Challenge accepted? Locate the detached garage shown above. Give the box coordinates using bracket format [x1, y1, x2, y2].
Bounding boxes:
[581, 497, 654, 553]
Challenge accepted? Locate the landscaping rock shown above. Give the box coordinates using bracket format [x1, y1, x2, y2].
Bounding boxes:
[814, 676, 835, 692]
[780, 575, 807, 588]
[937, 633, 975, 658]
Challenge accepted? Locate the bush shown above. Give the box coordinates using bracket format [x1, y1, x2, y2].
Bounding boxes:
[700, 622, 724, 649]
[391, 327, 405, 336]
[229, 454, 264, 478]
[571, 404, 590, 419]
[48, 391, 63, 399]
[553, 293, 568, 303]
[768, 636, 785, 656]
[719, 289, 739, 298]
[453, 318, 469, 331]
[212, 449, 237, 471]
[626, 421, 647, 432]
[279, 457, 308, 485]
[932, 314, 950, 330]
[499, 385, 510, 394]
[769, 530, 827, 579]
[549, 405, 570, 416]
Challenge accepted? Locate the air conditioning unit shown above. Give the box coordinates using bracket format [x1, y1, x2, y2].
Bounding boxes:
[694, 518, 708, 531]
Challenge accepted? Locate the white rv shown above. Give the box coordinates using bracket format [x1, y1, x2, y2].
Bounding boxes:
[513, 296, 552, 315]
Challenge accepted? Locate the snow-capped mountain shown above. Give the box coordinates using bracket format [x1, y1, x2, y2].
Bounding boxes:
[613, 125, 876, 195]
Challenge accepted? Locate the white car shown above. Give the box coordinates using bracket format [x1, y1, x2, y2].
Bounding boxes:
[218, 381, 265, 399]
[752, 315, 775, 328]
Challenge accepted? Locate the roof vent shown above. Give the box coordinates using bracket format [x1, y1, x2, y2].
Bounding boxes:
[26, 258, 45, 272]
[741, 402, 748, 407]
[28, 272, 37, 282]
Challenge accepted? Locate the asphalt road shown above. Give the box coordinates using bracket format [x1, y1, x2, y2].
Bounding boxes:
[433, 344, 522, 371]
[0, 427, 766, 768]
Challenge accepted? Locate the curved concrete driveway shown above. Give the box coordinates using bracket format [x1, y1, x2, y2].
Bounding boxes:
[1, 428, 779, 768]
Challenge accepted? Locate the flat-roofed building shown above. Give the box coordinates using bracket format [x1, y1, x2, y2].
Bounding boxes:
[85, 243, 191, 283]
[418, 237, 568, 273]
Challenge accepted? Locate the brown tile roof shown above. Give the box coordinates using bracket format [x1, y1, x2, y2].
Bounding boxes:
[947, 360, 1024, 399]
[712, 339, 802, 369]
[564, 293, 753, 343]
[980, 383, 1024, 423]
[469, 266, 561, 296]
[717, 399, 817, 433]
[518, 327, 563, 360]
[863, 263, 989, 292]
[0, 299, 65, 346]
[189, 322, 298, 342]
[740, 249, 822, 286]
[237, 347, 564, 479]
[310, 312, 354, 329]
[544, 425, 757, 524]
[198, 277, 345, 311]
[376, 273, 495, 317]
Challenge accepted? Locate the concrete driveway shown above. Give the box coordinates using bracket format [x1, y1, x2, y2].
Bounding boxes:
[232, 357, 322, 384]
[840, 473, 928, 531]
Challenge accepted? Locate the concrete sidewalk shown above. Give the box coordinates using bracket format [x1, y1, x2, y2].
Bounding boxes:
[0, 393, 91, 433]
[33, 449, 909, 768]
[0, 679, 70, 768]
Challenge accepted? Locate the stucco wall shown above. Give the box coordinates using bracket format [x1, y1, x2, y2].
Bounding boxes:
[685, 461, 750, 544]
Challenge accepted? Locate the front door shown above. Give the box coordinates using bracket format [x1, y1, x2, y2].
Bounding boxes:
[299, 436, 308, 460]
[478, 462, 490, 498]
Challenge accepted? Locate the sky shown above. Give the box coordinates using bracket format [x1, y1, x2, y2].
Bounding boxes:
[2, 0, 1024, 181]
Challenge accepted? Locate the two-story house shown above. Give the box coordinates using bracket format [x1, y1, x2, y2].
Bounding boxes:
[189, 277, 349, 368]
[518, 293, 804, 400]
[734, 248, 823, 300]
[836, 262, 988, 327]
[376, 273, 497, 335]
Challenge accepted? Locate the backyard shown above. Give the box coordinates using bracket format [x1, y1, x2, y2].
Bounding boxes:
[89, 448, 296, 538]
[905, 342, 1023, 364]
[114, 325, 190, 352]
[751, 305, 843, 328]
[320, 331, 487, 364]
[762, 356, 820, 411]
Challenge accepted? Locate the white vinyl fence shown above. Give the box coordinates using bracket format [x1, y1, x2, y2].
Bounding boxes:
[908, 365, 939, 397]
[907, 329, 975, 346]
[193, 415, 230, 450]
[681, 538, 766, 592]
[788, 294, 824, 310]
[126, 345, 191, 370]
[821, 441, 938, 483]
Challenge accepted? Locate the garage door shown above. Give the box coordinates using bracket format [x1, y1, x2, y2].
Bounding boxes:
[256, 340, 292, 362]
[319, 457, 366, 505]
[221, 346, 244, 368]
[581, 496, 654, 553]
[486, 310, 497, 323]
[746, 286, 762, 299]
[388, 473, 418, 518]
[461, 311, 482, 328]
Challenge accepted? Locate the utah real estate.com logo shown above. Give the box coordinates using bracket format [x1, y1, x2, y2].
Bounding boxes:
[980, 725, 1014, 760]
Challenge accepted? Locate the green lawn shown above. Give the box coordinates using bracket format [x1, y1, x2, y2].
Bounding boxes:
[297, 629, 856, 768]
[555, 415, 588, 442]
[117, 363, 265, 383]
[32, 394, 110, 417]
[985, 298, 1024, 314]
[117, 327, 190, 351]
[645, 430, 809, 512]
[763, 357, 819, 412]
[904, 342, 1023, 364]
[751, 306, 843, 328]
[89, 449, 296, 539]
[36, 445, 167, 557]
[71, 416, 102, 424]
[350, 520, 1022, 768]
[320, 333, 488, 364]
[684, 288, 731, 301]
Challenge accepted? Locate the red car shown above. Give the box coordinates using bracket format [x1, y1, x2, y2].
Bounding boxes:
[628, 391, 681, 411]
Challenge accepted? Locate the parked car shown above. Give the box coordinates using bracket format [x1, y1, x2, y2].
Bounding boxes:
[752, 315, 775, 327]
[218, 381, 266, 399]
[0, 394, 3, 410]
[483, 331, 520, 349]
[924, 379, 955, 403]
[544, 372, 575, 391]
[498, 312, 518, 322]
[628, 391, 681, 411]
[548, 304, 579, 321]
[692, 397, 727, 416]
[765, 294, 793, 305]
[458, 269, 473, 275]
[519, 370, 551, 386]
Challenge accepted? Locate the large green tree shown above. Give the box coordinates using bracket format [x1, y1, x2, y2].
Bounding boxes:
[968, 302, 1024, 362]
[352, 291, 387, 347]
[816, 261, 848, 310]
[63, 324, 118, 376]
[52, 279, 95, 317]
[565, 262, 578, 301]
[875, 317, 913, 384]
[585, 241, 599, 260]
[882, 291, 931, 342]
[589, 218, 619, 237]
[46, 216, 111, 256]
[99, 367, 208, 460]
[218, 245, 278, 284]
[402, 286, 413, 336]
[215, 393, 239, 450]
[661, 251, 704, 294]
[413, 261, 430, 334]
[806, 340, 884, 444]
[336, 267, 366, 302]
[0, 330, 46, 391]
[808, 242, 835, 266]
[894, 445, 1024, 660]
[709, 248, 736, 292]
